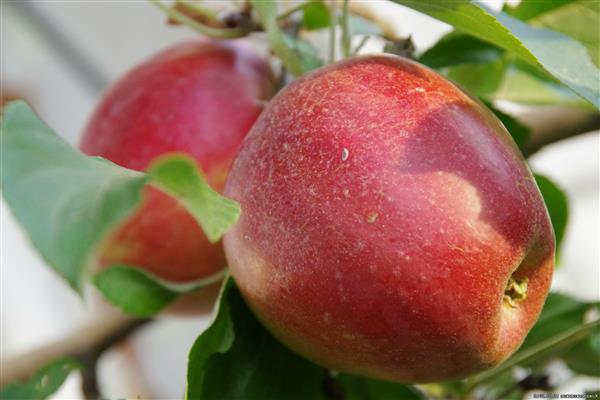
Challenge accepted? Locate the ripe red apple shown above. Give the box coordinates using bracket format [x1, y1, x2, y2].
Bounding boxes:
[223, 55, 554, 382]
[80, 40, 274, 284]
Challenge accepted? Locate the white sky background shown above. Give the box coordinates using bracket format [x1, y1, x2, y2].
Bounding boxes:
[1, 1, 598, 398]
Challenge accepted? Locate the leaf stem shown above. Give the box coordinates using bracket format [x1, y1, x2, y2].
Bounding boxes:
[341, 0, 351, 58]
[329, 0, 338, 63]
[277, 2, 309, 21]
[251, 0, 306, 77]
[149, 0, 250, 39]
[464, 319, 600, 393]
[175, 0, 220, 25]
[353, 35, 370, 55]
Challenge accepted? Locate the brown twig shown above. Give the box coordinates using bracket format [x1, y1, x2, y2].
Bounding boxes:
[523, 107, 600, 157]
[0, 315, 150, 398]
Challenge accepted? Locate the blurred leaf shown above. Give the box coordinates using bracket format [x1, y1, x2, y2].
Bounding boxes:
[419, 33, 504, 69]
[337, 374, 423, 400]
[491, 65, 590, 107]
[147, 155, 240, 243]
[534, 175, 569, 254]
[0, 101, 240, 294]
[283, 33, 324, 72]
[507, 0, 599, 66]
[94, 266, 178, 317]
[392, 0, 600, 108]
[302, 0, 330, 30]
[446, 58, 508, 97]
[564, 329, 600, 376]
[186, 278, 325, 400]
[444, 61, 589, 107]
[0, 358, 80, 400]
[505, 0, 576, 20]
[520, 293, 592, 352]
[251, 0, 306, 76]
[485, 103, 531, 152]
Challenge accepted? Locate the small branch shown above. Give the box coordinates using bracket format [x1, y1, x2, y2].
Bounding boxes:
[523, 110, 600, 157]
[0, 315, 150, 395]
[174, 0, 220, 25]
[341, 0, 351, 58]
[353, 35, 370, 55]
[150, 0, 252, 39]
[329, 0, 338, 63]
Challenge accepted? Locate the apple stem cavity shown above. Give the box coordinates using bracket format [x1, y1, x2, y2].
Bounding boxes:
[503, 276, 528, 308]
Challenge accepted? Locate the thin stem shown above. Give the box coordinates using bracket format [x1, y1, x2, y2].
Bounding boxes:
[150, 0, 250, 39]
[277, 2, 308, 21]
[353, 35, 369, 55]
[0, 316, 150, 389]
[329, 0, 338, 63]
[341, 0, 351, 58]
[175, 0, 220, 25]
[464, 319, 599, 393]
[251, 0, 305, 77]
[524, 112, 600, 157]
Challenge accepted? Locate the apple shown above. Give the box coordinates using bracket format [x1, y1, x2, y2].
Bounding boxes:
[80, 40, 275, 284]
[223, 55, 554, 382]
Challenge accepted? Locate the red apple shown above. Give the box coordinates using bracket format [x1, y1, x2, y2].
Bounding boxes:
[223, 55, 554, 382]
[81, 40, 275, 284]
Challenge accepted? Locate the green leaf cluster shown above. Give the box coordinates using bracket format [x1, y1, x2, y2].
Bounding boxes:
[0, 101, 240, 315]
[412, 0, 600, 108]
[395, 0, 600, 109]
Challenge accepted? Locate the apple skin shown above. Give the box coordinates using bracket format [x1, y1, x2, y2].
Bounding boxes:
[80, 40, 275, 283]
[223, 55, 554, 382]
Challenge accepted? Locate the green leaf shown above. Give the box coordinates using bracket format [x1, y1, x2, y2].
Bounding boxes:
[0, 101, 145, 290]
[564, 329, 600, 376]
[186, 278, 325, 400]
[94, 265, 178, 317]
[302, 0, 330, 30]
[337, 374, 423, 400]
[534, 174, 569, 254]
[485, 103, 531, 153]
[491, 64, 590, 107]
[507, 0, 599, 67]
[251, 0, 306, 77]
[0, 101, 240, 293]
[392, 0, 600, 108]
[419, 33, 504, 69]
[0, 358, 80, 400]
[505, 0, 576, 20]
[94, 264, 225, 317]
[446, 58, 507, 97]
[147, 155, 240, 243]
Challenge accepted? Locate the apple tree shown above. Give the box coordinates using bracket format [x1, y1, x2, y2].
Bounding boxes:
[1, 1, 599, 399]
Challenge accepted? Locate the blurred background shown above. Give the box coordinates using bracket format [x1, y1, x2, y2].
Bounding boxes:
[1, 1, 598, 398]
